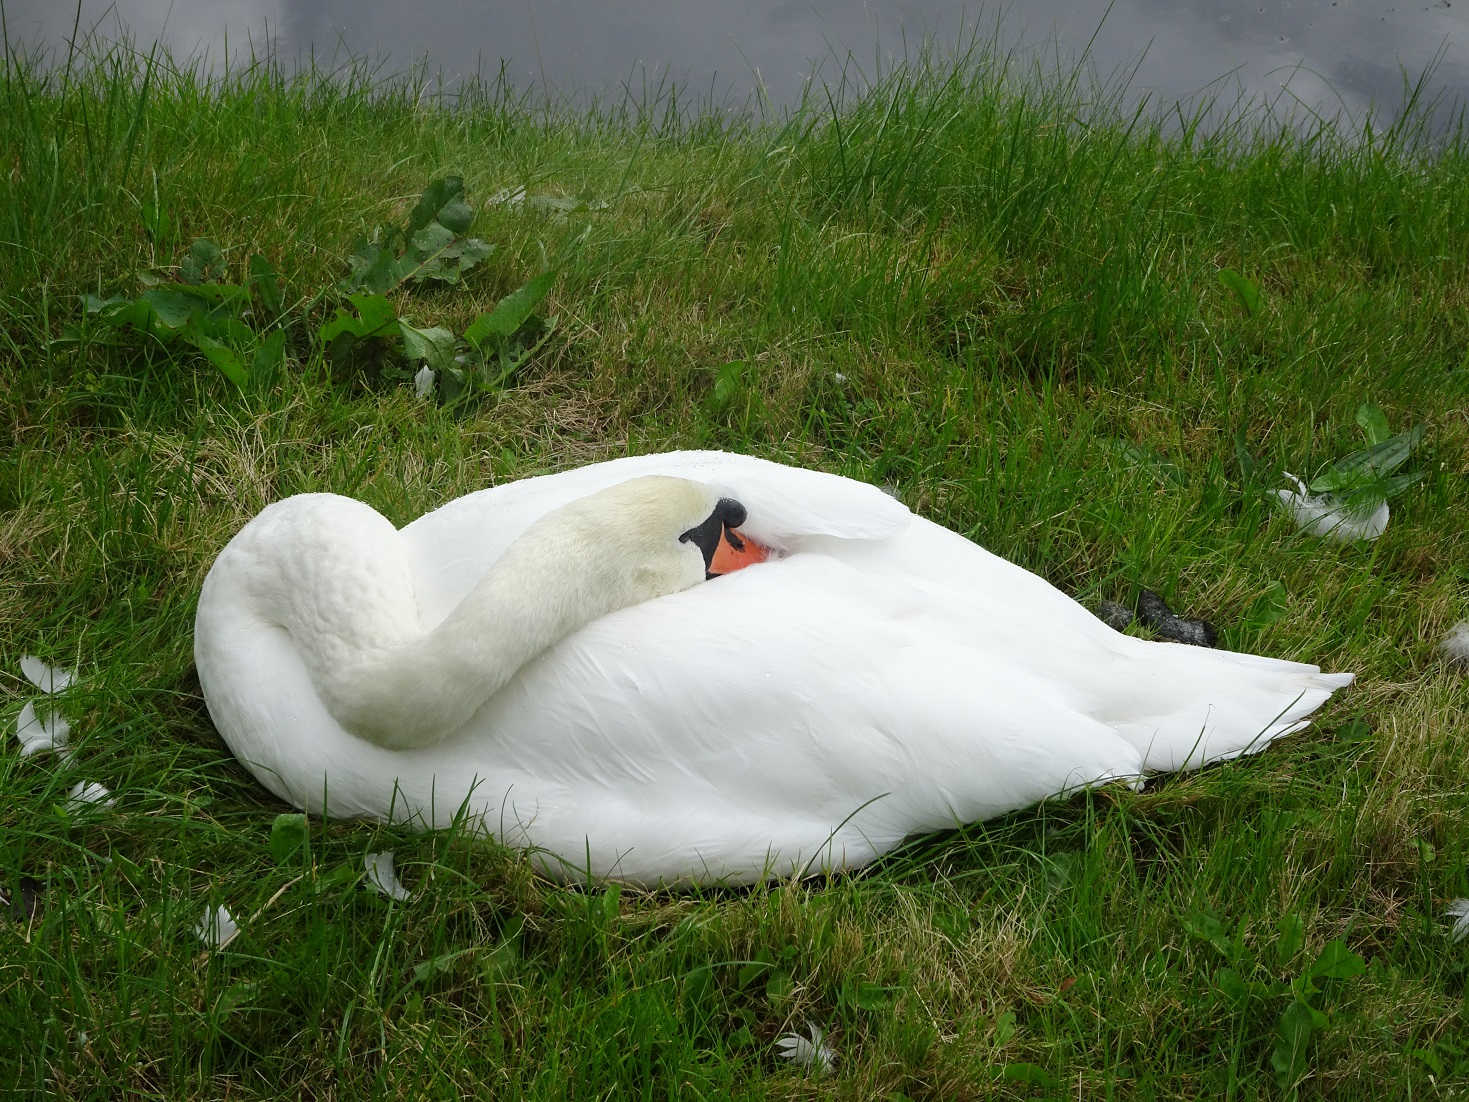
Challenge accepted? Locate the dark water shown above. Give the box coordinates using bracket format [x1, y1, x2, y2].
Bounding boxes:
[6, 0, 1468, 131]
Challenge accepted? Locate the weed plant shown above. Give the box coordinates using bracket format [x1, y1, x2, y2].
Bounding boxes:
[2, 28, 1467, 1100]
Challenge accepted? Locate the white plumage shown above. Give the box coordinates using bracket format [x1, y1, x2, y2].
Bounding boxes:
[195, 450, 1352, 885]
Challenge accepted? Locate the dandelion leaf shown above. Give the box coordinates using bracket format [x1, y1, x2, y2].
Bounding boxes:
[269, 812, 309, 864]
[465, 269, 556, 346]
[398, 322, 457, 373]
[1355, 402, 1392, 446]
[1218, 267, 1262, 316]
[406, 175, 473, 237]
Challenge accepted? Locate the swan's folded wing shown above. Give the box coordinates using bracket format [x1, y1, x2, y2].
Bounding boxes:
[459, 554, 1144, 883]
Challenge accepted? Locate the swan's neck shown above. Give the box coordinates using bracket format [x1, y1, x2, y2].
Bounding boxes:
[327, 533, 599, 749]
[232, 484, 695, 751]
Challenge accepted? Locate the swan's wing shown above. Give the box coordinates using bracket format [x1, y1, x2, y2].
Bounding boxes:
[450, 554, 1144, 884]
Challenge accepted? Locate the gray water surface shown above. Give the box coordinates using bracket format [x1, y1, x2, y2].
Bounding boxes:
[6, 0, 1468, 131]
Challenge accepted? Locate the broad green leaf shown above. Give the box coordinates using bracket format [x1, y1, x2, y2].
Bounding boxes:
[464, 269, 556, 347]
[180, 238, 226, 284]
[397, 322, 457, 373]
[342, 179, 490, 292]
[600, 883, 621, 923]
[159, 282, 250, 307]
[141, 198, 175, 245]
[182, 327, 247, 388]
[212, 315, 257, 346]
[141, 287, 208, 330]
[431, 236, 492, 282]
[407, 221, 456, 261]
[1234, 431, 1258, 481]
[993, 1010, 1017, 1044]
[1215, 967, 1248, 1003]
[1218, 267, 1262, 316]
[1269, 999, 1316, 1087]
[1104, 438, 1185, 485]
[479, 939, 521, 982]
[1276, 912, 1305, 962]
[713, 360, 744, 410]
[82, 293, 126, 314]
[268, 812, 308, 863]
[252, 329, 287, 383]
[249, 253, 284, 317]
[1243, 581, 1289, 631]
[213, 981, 258, 1019]
[1184, 910, 1234, 957]
[1355, 402, 1391, 446]
[314, 861, 359, 892]
[1272, 998, 1325, 1086]
[1308, 427, 1423, 493]
[1413, 1046, 1446, 1076]
[1309, 939, 1366, 981]
[84, 294, 155, 332]
[319, 293, 399, 344]
[406, 176, 473, 236]
[438, 365, 467, 402]
[764, 970, 794, 1003]
[411, 947, 477, 986]
[681, 968, 715, 1014]
[343, 238, 406, 295]
[1378, 470, 1425, 498]
[400, 230, 491, 286]
[481, 316, 557, 389]
[840, 980, 893, 1012]
[999, 1063, 1058, 1089]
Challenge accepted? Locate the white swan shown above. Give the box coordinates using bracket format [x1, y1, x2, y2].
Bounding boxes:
[195, 450, 1353, 886]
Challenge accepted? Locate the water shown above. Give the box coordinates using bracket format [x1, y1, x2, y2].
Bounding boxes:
[6, 0, 1467, 132]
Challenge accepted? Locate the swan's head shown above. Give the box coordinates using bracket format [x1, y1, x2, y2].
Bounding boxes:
[541, 476, 763, 610]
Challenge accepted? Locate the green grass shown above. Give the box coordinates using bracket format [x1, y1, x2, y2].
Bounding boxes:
[2, 29, 1468, 1100]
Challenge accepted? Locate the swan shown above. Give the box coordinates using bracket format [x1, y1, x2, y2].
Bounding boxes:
[195, 450, 1353, 886]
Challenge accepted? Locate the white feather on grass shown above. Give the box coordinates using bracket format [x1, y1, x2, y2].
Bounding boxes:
[66, 780, 114, 811]
[1273, 473, 1388, 543]
[1438, 622, 1469, 666]
[196, 904, 240, 950]
[20, 656, 75, 694]
[364, 851, 412, 901]
[15, 700, 71, 759]
[775, 1024, 836, 1076]
[1446, 900, 1469, 943]
[413, 365, 435, 398]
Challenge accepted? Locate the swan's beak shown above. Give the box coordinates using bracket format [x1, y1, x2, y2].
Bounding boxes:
[682, 496, 765, 578]
[709, 526, 768, 576]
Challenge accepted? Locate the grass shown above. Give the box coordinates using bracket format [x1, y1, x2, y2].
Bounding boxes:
[2, 27, 1468, 1099]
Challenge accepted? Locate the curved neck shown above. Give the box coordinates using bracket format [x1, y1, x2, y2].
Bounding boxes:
[322, 506, 644, 750]
[325, 559, 583, 750]
[232, 489, 671, 752]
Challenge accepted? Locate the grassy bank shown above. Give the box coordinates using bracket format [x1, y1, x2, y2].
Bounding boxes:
[2, 36, 1467, 1099]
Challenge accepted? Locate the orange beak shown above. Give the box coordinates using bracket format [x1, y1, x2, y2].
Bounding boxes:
[709, 527, 769, 575]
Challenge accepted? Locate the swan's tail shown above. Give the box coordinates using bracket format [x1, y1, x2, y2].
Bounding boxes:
[1097, 637, 1354, 773]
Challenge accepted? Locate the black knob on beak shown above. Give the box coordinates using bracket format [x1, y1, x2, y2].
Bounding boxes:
[680, 497, 746, 576]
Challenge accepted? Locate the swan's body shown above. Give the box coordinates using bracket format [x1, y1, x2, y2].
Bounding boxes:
[196, 451, 1352, 885]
